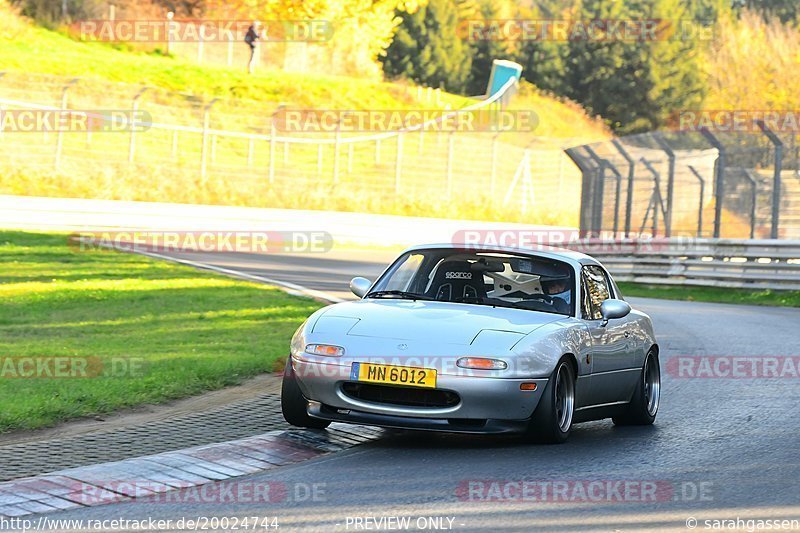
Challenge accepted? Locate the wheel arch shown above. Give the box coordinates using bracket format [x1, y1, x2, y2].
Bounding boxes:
[562, 352, 579, 376]
[649, 343, 660, 359]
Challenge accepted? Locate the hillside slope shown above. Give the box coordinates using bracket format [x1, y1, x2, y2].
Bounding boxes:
[0, 2, 609, 225]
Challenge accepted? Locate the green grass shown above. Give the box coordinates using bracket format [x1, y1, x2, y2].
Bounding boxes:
[619, 282, 800, 307]
[0, 5, 471, 115]
[0, 230, 322, 432]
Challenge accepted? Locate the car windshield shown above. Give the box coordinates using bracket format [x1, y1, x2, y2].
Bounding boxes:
[367, 249, 575, 316]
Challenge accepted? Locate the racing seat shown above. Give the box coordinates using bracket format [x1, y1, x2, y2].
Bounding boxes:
[426, 261, 487, 301]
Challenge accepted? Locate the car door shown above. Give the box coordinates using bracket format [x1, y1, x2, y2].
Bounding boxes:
[581, 265, 638, 406]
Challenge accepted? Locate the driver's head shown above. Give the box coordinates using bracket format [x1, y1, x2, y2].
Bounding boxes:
[541, 278, 568, 295]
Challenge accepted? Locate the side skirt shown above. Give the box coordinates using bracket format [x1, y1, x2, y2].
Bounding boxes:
[573, 401, 630, 424]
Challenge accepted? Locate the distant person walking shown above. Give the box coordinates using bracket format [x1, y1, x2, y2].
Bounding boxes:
[245, 21, 262, 74]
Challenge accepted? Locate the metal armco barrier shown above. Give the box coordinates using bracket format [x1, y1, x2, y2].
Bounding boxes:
[569, 239, 800, 290]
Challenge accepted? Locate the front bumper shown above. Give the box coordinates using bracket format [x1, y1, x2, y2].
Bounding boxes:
[308, 402, 529, 434]
[292, 356, 548, 432]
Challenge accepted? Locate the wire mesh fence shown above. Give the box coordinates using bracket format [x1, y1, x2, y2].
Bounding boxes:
[566, 127, 800, 240]
[0, 71, 587, 226]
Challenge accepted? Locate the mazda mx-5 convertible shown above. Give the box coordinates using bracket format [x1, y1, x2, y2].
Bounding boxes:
[281, 243, 660, 443]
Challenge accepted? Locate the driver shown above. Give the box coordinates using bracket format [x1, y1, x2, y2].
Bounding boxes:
[541, 277, 571, 306]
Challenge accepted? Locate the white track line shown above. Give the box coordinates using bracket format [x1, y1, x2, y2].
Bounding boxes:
[130, 248, 345, 304]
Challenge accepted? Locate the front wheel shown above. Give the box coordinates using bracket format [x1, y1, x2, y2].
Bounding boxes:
[613, 349, 660, 426]
[281, 358, 331, 429]
[525, 358, 576, 444]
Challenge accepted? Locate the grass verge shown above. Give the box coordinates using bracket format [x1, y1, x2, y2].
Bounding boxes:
[0, 230, 323, 432]
[619, 282, 800, 308]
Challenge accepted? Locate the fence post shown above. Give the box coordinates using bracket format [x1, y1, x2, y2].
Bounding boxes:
[171, 131, 178, 160]
[640, 158, 669, 237]
[583, 146, 623, 236]
[611, 139, 636, 237]
[446, 131, 455, 200]
[55, 78, 78, 170]
[333, 121, 341, 183]
[652, 135, 676, 237]
[166, 12, 174, 55]
[742, 170, 758, 239]
[490, 133, 499, 198]
[688, 165, 706, 237]
[197, 27, 204, 64]
[395, 133, 403, 194]
[128, 87, 147, 164]
[269, 104, 284, 183]
[200, 98, 218, 182]
[564, 146, 602, 237]
[700, 127, 726, 239]
[347, 142, 354, 174]
[756, 120, 784, 239]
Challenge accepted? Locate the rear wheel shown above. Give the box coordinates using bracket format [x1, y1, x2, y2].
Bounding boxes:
[613, 349, 660, 426]
[525, 358, 575, 444]
[281, 358, 331, 429]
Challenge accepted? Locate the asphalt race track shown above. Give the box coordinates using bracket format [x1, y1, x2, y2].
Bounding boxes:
[42, 249, 800, 532]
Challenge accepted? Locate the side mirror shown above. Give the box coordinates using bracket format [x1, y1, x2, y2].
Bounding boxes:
[600, 299, 631, 327]
[349, 277, 372, 298]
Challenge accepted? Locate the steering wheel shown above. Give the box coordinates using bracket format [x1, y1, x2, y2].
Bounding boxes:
[526, 293, 554, 304]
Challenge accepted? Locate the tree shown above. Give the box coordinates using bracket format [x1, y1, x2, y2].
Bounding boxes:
[464, 0, 516, 95]
[562, 0, 705, 133]
[512, 2, 568, 96]
[381, 0, 472, 93]
[736, 0, 798, 23]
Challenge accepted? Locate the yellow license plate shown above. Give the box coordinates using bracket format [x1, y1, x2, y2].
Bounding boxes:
[351, 362, 437, 388]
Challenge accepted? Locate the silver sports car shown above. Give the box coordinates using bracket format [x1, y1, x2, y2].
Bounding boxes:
[281, 243, 660, 443]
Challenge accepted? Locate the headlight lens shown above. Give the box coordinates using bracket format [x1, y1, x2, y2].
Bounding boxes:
[306, 344, 345, 357]
[457, 357, 508, 370]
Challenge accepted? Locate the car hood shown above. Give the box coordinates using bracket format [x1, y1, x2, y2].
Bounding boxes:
[311, 299, 562, 347]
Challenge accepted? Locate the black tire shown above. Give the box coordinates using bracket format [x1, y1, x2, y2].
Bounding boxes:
[613, 349, 660, 426]
[525, 358, 576, 444]
[281, 358, 331, 429]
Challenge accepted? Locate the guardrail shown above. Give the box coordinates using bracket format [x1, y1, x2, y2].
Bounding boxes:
[573, 238, 800, 290]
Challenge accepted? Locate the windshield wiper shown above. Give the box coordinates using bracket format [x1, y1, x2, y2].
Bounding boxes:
[366, 290, 434, 301]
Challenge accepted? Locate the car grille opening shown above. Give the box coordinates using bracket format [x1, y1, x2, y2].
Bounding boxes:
[341, 382, 460, 408]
